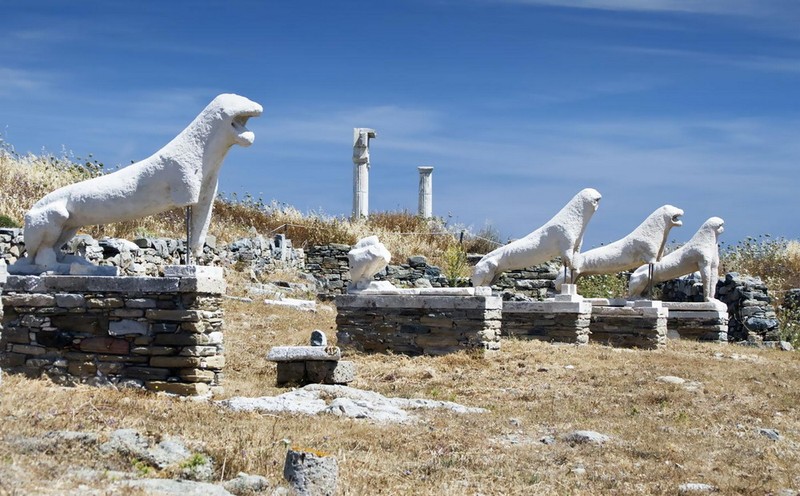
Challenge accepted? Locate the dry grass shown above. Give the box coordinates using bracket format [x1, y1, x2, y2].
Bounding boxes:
[0, 151, 465, 265]
[2, 287, 800, 495]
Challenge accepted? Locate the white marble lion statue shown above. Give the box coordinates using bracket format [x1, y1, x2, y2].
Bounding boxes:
[15, 93, 262, 272]
[554, 204, 684, 290]
[471, 188, 602, 287]
[628, 216, 724, 301]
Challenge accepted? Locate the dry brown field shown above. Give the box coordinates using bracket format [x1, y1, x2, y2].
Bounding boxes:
[2, 284, 799, 495]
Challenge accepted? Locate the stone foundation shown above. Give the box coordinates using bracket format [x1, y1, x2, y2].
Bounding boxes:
[501, 288, 591, 344]
[334, 289, 501, 356]
[588, 300, 667, 349]
[0, 266, 225, 396]
[663, 301, 728, 342]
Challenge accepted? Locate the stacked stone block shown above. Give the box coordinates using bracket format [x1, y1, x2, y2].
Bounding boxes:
[335, 293, 501, 356]
[0, 268, 225, 396]
[268, 345, 356, 386]
[589, 302, 667, 349]
[492, 262, 559, 300]
[501, 300, 591, 344]
[306, 244, 352, 295]
[662, 302, 728, 342]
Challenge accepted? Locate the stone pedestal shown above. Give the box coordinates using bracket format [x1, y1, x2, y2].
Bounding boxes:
[417, 166, 433, 219]
[663, 301, 728, 342]
[267, 345, 356, 386]
[588, 300, 667, 349]
[334, 289, 501, 356]
[0, 266, 225, 396]
[501, 284, 591, 344]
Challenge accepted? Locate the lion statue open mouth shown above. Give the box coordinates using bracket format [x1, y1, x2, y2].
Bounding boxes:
[13, 93, 262, 274]
[555, 205, 684, 290]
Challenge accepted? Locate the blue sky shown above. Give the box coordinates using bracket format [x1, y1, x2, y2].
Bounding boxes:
[2, 0, 799, 249]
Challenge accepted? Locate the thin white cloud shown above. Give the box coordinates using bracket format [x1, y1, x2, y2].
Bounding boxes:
[606, 45, 800, 75]
[494, 0, 783, 16]
[0, 67, 54, 96]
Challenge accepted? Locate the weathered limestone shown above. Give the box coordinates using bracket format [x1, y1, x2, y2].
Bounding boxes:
[347, 236, 392, 292]
[0, 266, 225, 395]
[629, 217, 724, 301]
[352, 127, 377, 220]
[284, 448, 339, 496]
[501, 285, 591, 344]
[472, 188, 602, 287]
[588, 300, 667, 349]
[335, 293, 502, 356]
[417, 166, 433, 218]
[663, 301, 728, 342]
[12, 94, 262, 275]
[556, 205, 684, 290]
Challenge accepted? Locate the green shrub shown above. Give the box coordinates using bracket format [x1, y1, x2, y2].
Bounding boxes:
[577, 273, 628, 298]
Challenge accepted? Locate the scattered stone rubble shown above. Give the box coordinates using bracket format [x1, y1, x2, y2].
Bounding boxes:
[6, 428, 275, 495]
[0, 228, 303, 277]
[219, 384, 487, 423]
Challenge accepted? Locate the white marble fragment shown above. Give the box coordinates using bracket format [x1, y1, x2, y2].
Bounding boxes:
[628, 217, 724, 301]
[347, 236, 392, 292]
[471, 188, 602, 287]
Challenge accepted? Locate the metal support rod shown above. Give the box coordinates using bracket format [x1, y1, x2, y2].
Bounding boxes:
[185, 206, 192, 266]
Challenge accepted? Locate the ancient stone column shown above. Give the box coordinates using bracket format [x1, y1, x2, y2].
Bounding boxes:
[352, 128, 377, 220]
[417, 166, 433, 218]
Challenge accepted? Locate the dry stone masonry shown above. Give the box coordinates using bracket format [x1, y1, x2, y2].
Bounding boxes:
[588, 300, 668, 349]
[335, 290, 501, 356]
[0, 266, 225, 396]
[501, 290, 591, 344]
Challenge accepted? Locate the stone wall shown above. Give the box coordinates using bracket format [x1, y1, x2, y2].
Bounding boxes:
[661, 272, 779, 342]
[0, 267, 225, 396]
[334, 293, 501, 356]
[492, 262, 560, 300]
[306, 245, 447, 296]
[0, 228, 303, 278]
[589, 303, 667, 349]
[501, 300, 591, 344]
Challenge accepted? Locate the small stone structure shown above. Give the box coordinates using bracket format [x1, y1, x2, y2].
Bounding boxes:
[663, 301, 728, 342]
[268, 332, 356, 386]
[588, 299, 667, 349]
[0, 266, 225, 395]
[501, 285, 591, 344]
[335, 288, 501, 356]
